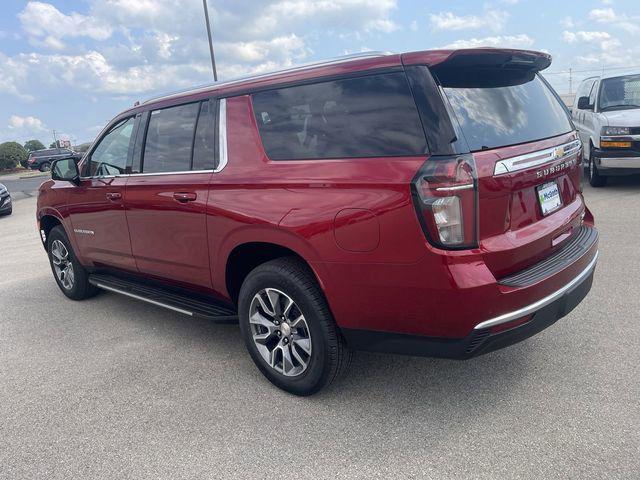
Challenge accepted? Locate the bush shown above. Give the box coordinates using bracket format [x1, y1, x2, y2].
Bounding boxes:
[0, 142, 28, 171]
[24, 139, 45, 153]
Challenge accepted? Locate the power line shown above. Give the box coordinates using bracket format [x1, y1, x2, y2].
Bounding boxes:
[545, 64, 640, 75]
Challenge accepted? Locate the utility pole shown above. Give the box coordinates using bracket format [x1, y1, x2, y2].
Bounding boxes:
[202, 0, 218, 82]
[52, 130, 58, 148]
[569, 68, 572, 94]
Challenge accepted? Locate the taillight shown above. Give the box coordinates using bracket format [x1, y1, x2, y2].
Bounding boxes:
[28, 155, 35, 163]
[411, 154, 478, 249]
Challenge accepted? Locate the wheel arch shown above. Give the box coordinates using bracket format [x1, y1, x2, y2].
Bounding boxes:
[38, 210, 65, 246]
[223, 241, 326, 306]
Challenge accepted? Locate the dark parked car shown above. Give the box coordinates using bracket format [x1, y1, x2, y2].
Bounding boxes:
[37, 49, 598, 395]
[0, 183, 12, 216]
[27, 148, 82, 172]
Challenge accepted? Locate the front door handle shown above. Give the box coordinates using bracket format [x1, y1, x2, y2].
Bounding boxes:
[173, 192, 197, 203]
[106, 192, 122, 201]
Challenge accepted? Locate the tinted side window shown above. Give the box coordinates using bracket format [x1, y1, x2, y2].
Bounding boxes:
[143, 103, 199, 173]
[85, 117, 135, 176]
[192, 100, 216, 170]
[252, 73, 427, 160]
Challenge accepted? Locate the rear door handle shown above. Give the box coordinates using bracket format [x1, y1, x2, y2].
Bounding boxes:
[106, 192, 122, 201]
[173, 192, 197, 203]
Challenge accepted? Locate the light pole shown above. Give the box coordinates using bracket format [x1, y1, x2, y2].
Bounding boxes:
[202, 0, 218, 82]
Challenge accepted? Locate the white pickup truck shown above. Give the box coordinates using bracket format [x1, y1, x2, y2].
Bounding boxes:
[572, 72, 640, 187]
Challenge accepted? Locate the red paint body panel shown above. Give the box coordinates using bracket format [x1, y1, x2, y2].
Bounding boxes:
[36, 48, 598, 345]
[66, 177, 136, 271]
[125, 172, 213, 288]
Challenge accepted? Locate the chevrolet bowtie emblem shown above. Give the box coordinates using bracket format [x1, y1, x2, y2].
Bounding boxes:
[554, 146, 565, 159]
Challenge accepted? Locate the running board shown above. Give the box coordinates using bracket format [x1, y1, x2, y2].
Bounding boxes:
[88, 273, 238, 322]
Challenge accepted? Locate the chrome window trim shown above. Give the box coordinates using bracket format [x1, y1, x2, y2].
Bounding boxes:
[474, 251, 599, 330]
[493, 139, 582, 176]
[215, 98, 228, 173]
[79, 169, 214, 180]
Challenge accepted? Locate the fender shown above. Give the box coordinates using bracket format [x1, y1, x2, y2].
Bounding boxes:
[37, 206, 80, 254]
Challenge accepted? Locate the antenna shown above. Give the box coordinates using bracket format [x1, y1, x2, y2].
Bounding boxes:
[202, 0, 218, 82]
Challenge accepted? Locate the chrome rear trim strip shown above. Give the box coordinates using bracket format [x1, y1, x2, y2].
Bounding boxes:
[436, 183, 474, 192]
[474, 251, 598, 330]
[493, 139, 581, 176]
[92, 282, 194, 316]
[215, 98, 228, 173]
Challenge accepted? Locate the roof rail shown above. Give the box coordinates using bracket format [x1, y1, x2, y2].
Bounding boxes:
[142, 51, 390, 105]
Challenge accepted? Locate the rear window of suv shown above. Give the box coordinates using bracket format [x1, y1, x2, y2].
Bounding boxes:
[251, 72, 428, 160]
[436, 69, 572, 152]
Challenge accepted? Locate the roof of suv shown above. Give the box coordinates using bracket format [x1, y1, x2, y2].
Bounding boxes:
[133, 48, 551, 113]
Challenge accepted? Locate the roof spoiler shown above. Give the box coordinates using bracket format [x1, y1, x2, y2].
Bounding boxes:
[431, 48, 552, 72]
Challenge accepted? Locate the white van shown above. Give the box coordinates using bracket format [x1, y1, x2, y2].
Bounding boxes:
[572, 72, 640, 186]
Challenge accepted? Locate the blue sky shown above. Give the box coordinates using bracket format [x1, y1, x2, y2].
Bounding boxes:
[1, 0, 638, 146]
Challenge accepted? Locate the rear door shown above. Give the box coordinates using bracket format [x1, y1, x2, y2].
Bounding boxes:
[67, 116, 137, 270]
[124, 99, 216, 288]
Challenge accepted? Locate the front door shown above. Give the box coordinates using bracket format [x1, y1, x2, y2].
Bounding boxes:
[67, 117, 137, 271]
[124, 100, 216, 289]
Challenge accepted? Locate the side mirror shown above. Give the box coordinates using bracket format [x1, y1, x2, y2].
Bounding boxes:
[577, 96, 592, 110]
[51, 157, 80, 185]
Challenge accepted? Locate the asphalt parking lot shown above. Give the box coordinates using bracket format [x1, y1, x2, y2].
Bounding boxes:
[1, 176, 639, 479]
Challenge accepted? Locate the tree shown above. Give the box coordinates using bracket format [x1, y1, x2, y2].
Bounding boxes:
[24, 139, 45, 152]
[0, 142, 28, 171]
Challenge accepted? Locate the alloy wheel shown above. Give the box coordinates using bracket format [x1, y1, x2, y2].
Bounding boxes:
[51, 239, 75, 290]
[249, 288, 312, 377]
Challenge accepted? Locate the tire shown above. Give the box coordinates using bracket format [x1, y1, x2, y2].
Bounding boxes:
[238, 257, 352, 396]
[47, 225, 99, 300]
[587, 150, 607, 187]
[39, 162, 51, 172]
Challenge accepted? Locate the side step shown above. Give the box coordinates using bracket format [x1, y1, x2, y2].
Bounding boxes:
[88, 273, 238, 322]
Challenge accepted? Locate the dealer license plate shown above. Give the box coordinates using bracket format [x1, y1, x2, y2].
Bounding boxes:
[537, 181, 562, 216]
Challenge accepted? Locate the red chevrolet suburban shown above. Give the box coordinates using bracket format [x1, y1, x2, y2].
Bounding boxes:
[37, 49, 598, 395]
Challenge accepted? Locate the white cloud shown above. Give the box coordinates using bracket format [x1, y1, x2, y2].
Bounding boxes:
[589, 8, 617, 22]
[4, 0, 401, 103]
[19, 1, 113, 50]
[429, 10, 508, 32]
[8, 115, 46, 131]
[562, 31, 611, 43]
[0, 53, 33, 101]
[560, 16, 575, 29]
[589, 7, 639, 34]
[443, 34, 534, 49]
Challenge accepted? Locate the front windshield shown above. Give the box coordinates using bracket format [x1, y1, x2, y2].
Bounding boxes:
[599, 74, 640, 111]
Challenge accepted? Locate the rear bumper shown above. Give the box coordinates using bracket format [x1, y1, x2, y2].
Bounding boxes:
[342, 251, 597, 358]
